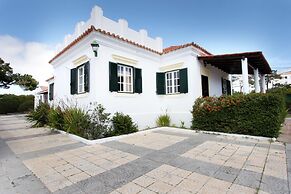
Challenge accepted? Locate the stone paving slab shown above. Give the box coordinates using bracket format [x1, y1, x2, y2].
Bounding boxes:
[23, 144, 140, 192]
[0, 127, 52, 139]
[1, 114, 290, 194]
[118, 131, 187, 150]
[6, 133, 79, 154]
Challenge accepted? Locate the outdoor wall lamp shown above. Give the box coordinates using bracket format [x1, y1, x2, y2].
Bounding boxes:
[91, 41, 99, 57]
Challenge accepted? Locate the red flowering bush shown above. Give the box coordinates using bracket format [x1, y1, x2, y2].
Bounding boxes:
[192, 93, 286, 137]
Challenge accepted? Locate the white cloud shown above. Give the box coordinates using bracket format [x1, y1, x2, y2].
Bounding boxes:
[0, 35, 55, 95]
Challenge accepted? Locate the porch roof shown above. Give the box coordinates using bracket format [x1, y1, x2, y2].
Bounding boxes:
[198, 51, 272, 74]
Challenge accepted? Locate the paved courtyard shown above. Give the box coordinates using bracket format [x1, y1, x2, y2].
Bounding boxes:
[1, 115, 291, 194]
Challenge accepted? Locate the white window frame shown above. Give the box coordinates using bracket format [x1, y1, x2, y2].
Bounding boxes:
[118, 64, 133, 93]
[77, 65, 85, 94]
[165, 70, 180, 94]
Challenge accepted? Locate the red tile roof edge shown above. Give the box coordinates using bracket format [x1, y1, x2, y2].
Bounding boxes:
[163, 42, 212, 56]
[46, 76, 54, 82]
[49, 25, 211, 63]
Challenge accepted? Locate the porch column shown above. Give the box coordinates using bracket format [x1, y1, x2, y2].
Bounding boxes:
[254, 68, 260, 93]
[241, 58, 249, 94]
[261, 74, 266, 93]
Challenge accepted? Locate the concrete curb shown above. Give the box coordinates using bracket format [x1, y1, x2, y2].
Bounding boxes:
[56, 126, 274, 145]
[195, 129, 274, 142]
[56, 127, 162, 145]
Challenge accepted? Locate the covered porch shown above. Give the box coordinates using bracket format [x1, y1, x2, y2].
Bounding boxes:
[198, 51, 272, 94]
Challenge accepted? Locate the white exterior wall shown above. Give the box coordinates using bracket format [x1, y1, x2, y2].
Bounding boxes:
[200, 63, 228, 96]
[51, 33, 229, 129]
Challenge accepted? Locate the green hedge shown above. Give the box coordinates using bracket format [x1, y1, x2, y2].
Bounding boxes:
[267, 86, 291, 113]
[0, 94, 34, 114]
[191, 93, 286, 137]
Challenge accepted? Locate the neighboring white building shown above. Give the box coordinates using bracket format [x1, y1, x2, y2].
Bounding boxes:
[45, 5, 271, 129]
[34, 86, 48, 108]
[272, 71, 290, 86]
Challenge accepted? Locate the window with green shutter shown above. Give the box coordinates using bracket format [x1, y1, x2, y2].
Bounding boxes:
[109, 62, 142, 94]
[157, 68, 188, 95]
[70, 62, 90, 95]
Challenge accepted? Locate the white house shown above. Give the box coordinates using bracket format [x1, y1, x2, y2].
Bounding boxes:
[46, 5, 271, 129]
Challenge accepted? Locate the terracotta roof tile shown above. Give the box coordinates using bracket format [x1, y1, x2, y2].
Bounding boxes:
[163, 42, 212, 56]
[49, 26, 211, 63]
[38, 86, 48, 94]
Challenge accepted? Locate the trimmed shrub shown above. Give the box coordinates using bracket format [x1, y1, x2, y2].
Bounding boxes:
[192, 93, 286, 137]
[0, 94, 34, 114]
[18, 100, 34, 112]
[27, 103, 50, 127]
[63, 107, 91, 137]
[156, 114, 171, 127]
[268, 86, 291, 113]
[48, 106, 64, 131]
[108, 112, 138, 136]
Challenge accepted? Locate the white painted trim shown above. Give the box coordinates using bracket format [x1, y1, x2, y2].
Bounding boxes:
[112, 54, 138, 66]
[159, 62, 184, 72]
[73, 55, 90, 66]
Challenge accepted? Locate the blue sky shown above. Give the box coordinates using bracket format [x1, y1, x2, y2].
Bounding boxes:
[0, 0, 291, 70]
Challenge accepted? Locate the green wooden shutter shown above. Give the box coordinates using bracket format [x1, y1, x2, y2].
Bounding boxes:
[49, 83, 54, 100]
[84, 62, 90, 92]
[226, 80, 231, 95]
[70, 68, 77, 94]
[179, 68, 188, 93]
[156, 72, 165, 95]
[221, 78, 224, 94]
[134, 68, 142, 93]
[109, 62, 118, 92]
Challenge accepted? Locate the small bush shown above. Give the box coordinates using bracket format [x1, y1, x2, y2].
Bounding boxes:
[156, 114, 171, 127]
[85, 103, 111, 139]
[27, 103, 50, 127]
[192, 93, 286, 137]
[48, 106, 64, 131]
[63, 107, 91, 137]
[108, 112, 138, 136]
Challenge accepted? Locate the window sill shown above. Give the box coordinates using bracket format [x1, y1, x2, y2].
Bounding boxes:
[73, 92, 89, 98]
[158, 93, 186, 97]
[112, 92, 140, 97]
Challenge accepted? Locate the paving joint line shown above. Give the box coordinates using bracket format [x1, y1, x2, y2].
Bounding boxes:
[257, 141, 271, 194]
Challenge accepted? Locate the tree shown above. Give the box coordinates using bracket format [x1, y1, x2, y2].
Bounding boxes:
[0, 58, 38, 90]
